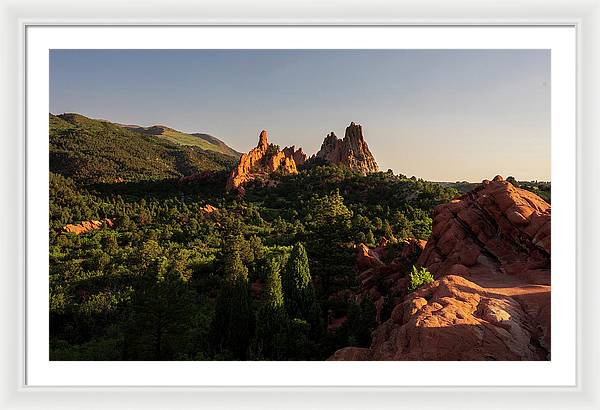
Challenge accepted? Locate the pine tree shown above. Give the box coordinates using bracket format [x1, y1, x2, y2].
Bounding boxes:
[383, 221, 396, 243]
[281, 243, 321, 335]
[310, 190, 352, 228]
[306, 191, 354, 302]
[210, 245, 254, 359]
[263, 257, 285, 311]
[392, 210, 412, 239]
[253, 256, 288, 359]
[365, 228, 375, 246]
[124, 253, 195, 360]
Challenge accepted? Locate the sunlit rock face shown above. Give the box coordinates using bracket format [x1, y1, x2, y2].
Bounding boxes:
[329, 177, 551, 361]
[316, 122, 379, 175]
[226, 130, 304, 192]
[62, 219, 114, 235]
[416, 175, 551, 280]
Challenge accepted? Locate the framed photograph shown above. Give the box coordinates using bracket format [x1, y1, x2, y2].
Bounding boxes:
[1, 0, 599, 409]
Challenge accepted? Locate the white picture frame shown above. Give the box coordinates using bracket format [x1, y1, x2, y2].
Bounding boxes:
[1, 0, 599, 408]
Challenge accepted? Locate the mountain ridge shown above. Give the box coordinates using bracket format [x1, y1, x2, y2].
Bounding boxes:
[115, 123, 241, 157]
[49, 113, 237, 184]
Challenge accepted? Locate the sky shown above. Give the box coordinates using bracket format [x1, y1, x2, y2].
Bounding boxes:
[50, 49, 550, 182]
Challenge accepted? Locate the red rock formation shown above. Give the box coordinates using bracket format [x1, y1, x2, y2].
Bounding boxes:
[417, 175, 550, 280]
[331, 275, 550, 361]
[226, 130, 270, 190]
[356, 243, 385, 272]
[293, 148, 307, 166]
[325, 238, 426, 330]
[283, 146, 307, 167]
[329, 177, 551, 361]
[226, 130, 303, 192]
[355, 238, 426, 322]
[356, 239, 426, 298]
[316, 122, 379, 174]
[62, 219, 113, 235]
[199, 204, 218, 215]
[266, 150, 298, 174]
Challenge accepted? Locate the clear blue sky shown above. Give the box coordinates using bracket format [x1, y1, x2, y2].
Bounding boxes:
[50, 49, 550, 181]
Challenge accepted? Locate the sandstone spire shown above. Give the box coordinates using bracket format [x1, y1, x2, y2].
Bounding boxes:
[225, 130, 304, 192]
[258, 130, 268, 150]
[316, 122, 379, 174]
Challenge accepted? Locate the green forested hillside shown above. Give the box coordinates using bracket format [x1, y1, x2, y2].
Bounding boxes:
[191, 133, 241, 157]
[50, 114, 236, 184]
[123, 124, 241, 157]
[49, 151, 460, 361]
[47, 113, 487, 362]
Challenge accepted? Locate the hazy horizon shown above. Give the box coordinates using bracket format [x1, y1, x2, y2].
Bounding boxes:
[50, 49, 551, 182]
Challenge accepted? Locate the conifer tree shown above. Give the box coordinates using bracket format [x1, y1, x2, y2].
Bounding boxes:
[365, 228, 376, 246]
[254, 256, 288, 359]
[281, 243, 321, 335]
[392, 210, 412, 239]
[383, 221, 396, 243]
[263, 257, 285, 312]
[124, 250, 195, 360]
[210, 242, 254, 359]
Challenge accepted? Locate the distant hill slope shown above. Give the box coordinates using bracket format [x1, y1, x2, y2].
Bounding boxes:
[191, 133, 241, 157]
[50, 113, 237, 184]
[121, 124, 240, 157]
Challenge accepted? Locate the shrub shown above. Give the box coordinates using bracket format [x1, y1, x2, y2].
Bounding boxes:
[407, 266, 434, 292]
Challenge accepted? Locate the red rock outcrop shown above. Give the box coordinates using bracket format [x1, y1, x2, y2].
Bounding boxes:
[316, 122, 379, 174]
[326, 238, 426, 330]
[266, 150, 298, 174]
[329, 177, 551, 361]
[226, 131, 303, 192]
[61, 219, 113, 235]
[417, 175, 550, 281]
[226, 130, 270, 190]
[199, 204, 218, 215]
[283, 146, 307, 167]
[356, 242, 385, 272]
[356, 238, 426, 303]
[330, 275, 550, 361]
